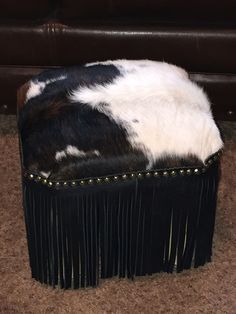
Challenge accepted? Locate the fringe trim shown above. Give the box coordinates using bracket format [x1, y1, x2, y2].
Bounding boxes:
[23, 161, 219, 289]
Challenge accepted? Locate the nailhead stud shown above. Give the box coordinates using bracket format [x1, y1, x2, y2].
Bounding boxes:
[163, 171, 169, 177]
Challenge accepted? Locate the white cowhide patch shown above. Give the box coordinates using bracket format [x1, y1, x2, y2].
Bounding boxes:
[25, 75, 67, 102]
[71, 60, 223, 164]
[55, 145, 100, 161]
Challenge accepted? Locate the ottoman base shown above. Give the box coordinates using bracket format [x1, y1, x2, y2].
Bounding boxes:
[23, 156, 220, 289]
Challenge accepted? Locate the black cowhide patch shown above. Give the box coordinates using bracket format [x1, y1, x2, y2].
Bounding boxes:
[19, 64, 148, 179]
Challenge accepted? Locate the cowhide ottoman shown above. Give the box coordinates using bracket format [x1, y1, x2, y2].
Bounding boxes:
[17, 60, 223, 289]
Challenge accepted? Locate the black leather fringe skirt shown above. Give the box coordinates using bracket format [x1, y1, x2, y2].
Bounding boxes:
[22, 159, 220, 289]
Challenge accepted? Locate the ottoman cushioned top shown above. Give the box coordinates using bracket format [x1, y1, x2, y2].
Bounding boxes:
[18, 60, 223, 182]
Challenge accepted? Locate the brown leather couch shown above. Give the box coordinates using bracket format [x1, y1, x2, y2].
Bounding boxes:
[1, 0, 236, 120]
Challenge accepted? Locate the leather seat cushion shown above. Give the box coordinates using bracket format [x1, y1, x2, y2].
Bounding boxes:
[57, 0, 236, 22]
[0, 23, 236, 74]
[0, 0, 52, 19]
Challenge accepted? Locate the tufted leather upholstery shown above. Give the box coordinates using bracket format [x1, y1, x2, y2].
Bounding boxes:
[1, 0, 236, 120]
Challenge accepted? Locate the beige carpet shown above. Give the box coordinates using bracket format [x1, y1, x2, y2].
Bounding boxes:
[0, 115, 235, 314]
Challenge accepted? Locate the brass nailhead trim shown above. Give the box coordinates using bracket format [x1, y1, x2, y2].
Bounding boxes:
[24, 151, 221, 189]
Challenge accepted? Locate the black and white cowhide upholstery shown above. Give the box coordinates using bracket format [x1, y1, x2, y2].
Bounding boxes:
[19, 60, 223, 181]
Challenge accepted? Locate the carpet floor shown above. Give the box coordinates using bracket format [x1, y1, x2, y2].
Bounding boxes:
[0, 115, 235, 314]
